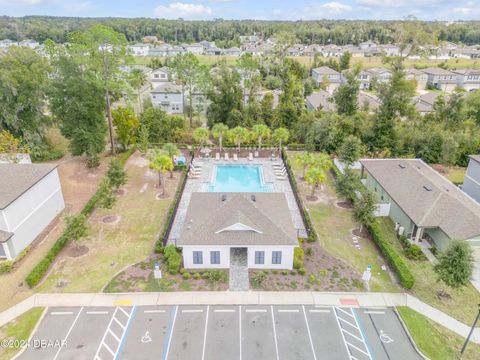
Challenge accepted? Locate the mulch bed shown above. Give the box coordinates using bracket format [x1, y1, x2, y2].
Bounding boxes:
[306, 195, 319, 201]
[67, 245, 89, 258]
[250, 240, 364, 291]
[102, 215, 120, 224]
[352, 227, 370, 238]
[337, 200, 353, 209]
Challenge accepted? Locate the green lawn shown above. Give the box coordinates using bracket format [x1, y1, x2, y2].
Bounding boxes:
[397, 307, 480, 360]
[377, 218, 480, 324]
[0, 308, 44, 360]
[36, 152, 178, 293]
[287, 151, 398, 292]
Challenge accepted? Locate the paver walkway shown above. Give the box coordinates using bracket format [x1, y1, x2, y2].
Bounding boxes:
[229, 248, 249, 291]
[1, 292, 479, 344]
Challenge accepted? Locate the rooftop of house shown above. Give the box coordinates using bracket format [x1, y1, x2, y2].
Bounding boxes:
[307, 90, 380, 112]
[0, 163, 57, 210]
[454, 69, 480, 76]
[151, 82, 182, 94]
[178, 192, 298, 246]
[422, 67, 457, 76]
[361, 158, 480, 240]
[312, 66, 340, 75]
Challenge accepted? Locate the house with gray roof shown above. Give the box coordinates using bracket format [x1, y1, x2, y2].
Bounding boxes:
[423, 67, 458, 92]
[412, 92, 448, 115]
[0, 164, 65, 259]
[150, 82, 183, 114]
[178, 193, 297, 269]
[361, 159, 480, 251]
[306, 90, 380, 113]
[312, 66, 342, 93]
[454, 69, 480, 91]
[462, 155, 480, 204]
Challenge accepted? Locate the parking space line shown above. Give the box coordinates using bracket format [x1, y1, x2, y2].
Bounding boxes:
[115, 306, 136, 359]
[338, 316, 360, 330]
[239, 305, 242, 360]
[162, 305, 177, 360]
[345, 341, 370, 357]
[341, 328, 364, 343]
[108, 329, 121, 342]
[51, 311, 74, 315]
[364, 310, 385, 315]
[87, 311, 109, 315]
[270, 306, 280, 360]
[278, 309, 299, 313]
[309, 309, 331, 313]
[214, 309, 235, 313]
[302, 305, 317, 360]
[245, 309, 267, 313]
[333, 307, 352, 359]
[182, 309, 204, 313]
[113, 317, 126, 330]
[336, 307, 356, 318]
[144, 309, 166, 314]
[352, 309, 373, 360]
[201, 305, 210, 360]
[52, 307, 84, 360]
[118, 307, 130, 317]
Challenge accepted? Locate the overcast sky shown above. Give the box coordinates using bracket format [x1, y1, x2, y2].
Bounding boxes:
[1, 0, 479, 20]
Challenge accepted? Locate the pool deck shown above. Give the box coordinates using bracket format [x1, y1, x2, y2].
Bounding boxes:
[167, 158, 307, 245]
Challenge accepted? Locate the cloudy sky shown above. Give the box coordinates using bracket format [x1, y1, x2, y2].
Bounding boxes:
[0, 0, 479, 20]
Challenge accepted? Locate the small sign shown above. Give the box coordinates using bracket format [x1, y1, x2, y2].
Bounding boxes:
[154, 269, 162, 279]
[362, 270, 372, 282]
[367, 265, 372, 271]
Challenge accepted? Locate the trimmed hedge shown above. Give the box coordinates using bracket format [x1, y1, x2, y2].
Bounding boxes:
[155, 168, 188, 251]
[282, 149, 319, 242]
[367, 222, 415, 289]
[293, 247, 305, 269]
[25, 149, 135, 288]
[164, 245, 182, 275]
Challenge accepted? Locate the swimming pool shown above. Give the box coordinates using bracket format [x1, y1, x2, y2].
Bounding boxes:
[207, 165, 273, 192]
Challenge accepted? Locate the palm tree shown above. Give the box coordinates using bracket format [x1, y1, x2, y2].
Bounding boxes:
[211, 123, 229, 152]
[148, 150, 173, 195]
[294, 152, 315, 179]
[305, 166, 326, 198]
[229, 127, 249, 152]
[252, 124, 271, 151]
[273, 127, 290, 152]
[192, 127, 210, 153]
[162, 143, 180, 178]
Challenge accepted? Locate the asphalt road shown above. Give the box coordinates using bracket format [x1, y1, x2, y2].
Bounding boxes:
[17, 305, 423, 360]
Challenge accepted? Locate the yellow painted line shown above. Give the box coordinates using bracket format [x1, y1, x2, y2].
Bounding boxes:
[114, 299, 133, 306]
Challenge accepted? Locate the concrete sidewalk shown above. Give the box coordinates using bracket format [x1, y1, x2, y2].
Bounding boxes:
[0, 291, 479, 344]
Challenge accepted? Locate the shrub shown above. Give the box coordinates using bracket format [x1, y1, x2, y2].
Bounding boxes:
[154, 243, 164, 254]
[308, 274, 318, 285]
[434, 240, 474, 288]
[290, 269, 297, 275]
[251, 271, 267, 289]
[367, 222, 415, 289]
[30, 145, 64, 162]
[86, 151, 100, 168]
[405, 244, 427, 261]
[298, 268, 306, 276]
[207, 270, 227, 283]
[305, 247, 313, 256]
[293, 247, 304, 269]
[182, 272, 191, 280]
[281, 270, 289, 275]
[163, 245, 182, 275]
[106, 159, 127, 189]
[193, 272, 201, 280]
[272, 269, 278, 275]
[0, 261, 14, 274]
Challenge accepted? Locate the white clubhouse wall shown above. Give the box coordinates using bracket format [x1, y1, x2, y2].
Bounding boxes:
[181, 244, 294, 270]
[0, 169, 65, 259]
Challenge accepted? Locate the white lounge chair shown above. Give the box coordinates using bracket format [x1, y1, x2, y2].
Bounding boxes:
[188, 170, 200, 178]
[276, 174, 288, 180]
[254, 151, 259, 157]
[192, 159, 203, 167]
[215, 153, 220, 161]
[273, 163, 285, 169]
[248, 153, 253, 161]
[275, 169, 287, 176]
[224, 153, 229, 161]
[233, 153, 238, 161]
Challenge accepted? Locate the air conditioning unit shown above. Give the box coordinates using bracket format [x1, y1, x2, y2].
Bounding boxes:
[398, 226, 405, 236]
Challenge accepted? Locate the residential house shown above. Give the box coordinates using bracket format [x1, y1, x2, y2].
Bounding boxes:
[150, 67, 172, 83]
[0, 164, 65, 259]
[18, 40, 39, 49]
[368, 68, 392, 85]
[223, 47, 242, 56]
[405, 68, 428, 91]
[454, 69, 480, 91]
[351, 70, 371, 90]
[200, 41, 216, 50]
[360, 159, 480, 251]
[168, 45, 185, 56]
[422, 67, 458, 92]
[359, 41, 380, 56]
[462, 155, 480, 203]
[184, 43, 204, 55]
[0, 39, 15, 49]
[142, 36, 159, 44]
[412, 92, 447, 115]
[452, 48, 480, 59]
[127, 43, 150, 57]
[150, 82, 183, 114]
[379, 44, 400, 57]
[320, 44, 343, 57]
[205, 46, 223, 56]
[178, 193, 297, 270]
[148, 44, 170, 57]
[312, 66, 342, 93]
[306, 90, 380, 113]
[287, 45, 304, 56]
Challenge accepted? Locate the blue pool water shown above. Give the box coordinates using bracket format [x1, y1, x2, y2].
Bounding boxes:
[207, 165, 273, 192]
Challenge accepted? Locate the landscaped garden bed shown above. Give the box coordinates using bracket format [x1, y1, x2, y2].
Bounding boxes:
[104, 255, 228, 292]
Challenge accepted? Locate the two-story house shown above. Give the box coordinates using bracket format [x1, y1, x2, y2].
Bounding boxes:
[184, 43, 204, 55]
[127, 43, 150, 57]
[368, 68, 392, 85]
[405, 68, 428, 91]
[454, 69, 480, 91]
[150, 67, 173, 83]
[422, 67, 458, 92]
[150, 82, 184, 114]
[312, 66, 342, 93]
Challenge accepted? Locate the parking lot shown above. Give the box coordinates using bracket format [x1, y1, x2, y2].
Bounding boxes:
[18, 305, 422, 360]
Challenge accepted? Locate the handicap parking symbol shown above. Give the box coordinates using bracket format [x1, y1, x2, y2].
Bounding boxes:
[141, 331, 152, 344]
[379, 330, 394, 344]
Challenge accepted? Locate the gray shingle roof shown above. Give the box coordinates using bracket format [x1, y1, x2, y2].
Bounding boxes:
[312, 66, 340, 76]
[0, 164, 57, 209]
[151, 82, 182, 94]
[178, 193, 298, 246]
[361, 159, 480, 240]
[0, 230, 13, 243]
